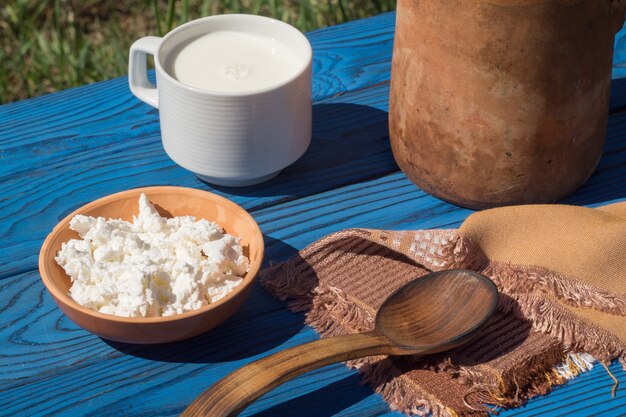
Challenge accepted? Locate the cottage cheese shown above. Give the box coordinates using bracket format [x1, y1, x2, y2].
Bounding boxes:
[55, 194, 249, 318]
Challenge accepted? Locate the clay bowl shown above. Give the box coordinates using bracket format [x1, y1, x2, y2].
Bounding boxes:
[38, 186, 264, 344]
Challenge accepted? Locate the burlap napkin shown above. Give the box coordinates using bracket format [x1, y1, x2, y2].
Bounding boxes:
[261, 203, 626, 416]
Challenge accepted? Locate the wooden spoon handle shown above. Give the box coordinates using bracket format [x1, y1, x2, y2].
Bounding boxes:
[181, 331, 392, 417]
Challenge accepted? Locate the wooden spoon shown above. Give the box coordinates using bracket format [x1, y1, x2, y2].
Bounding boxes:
[181, 269, 498, 417]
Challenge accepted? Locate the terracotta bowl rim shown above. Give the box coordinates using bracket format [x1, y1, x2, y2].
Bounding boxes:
[38, 186, 265, 324]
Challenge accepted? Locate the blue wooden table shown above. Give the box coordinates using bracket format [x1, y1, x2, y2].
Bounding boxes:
[1, 12, 625, 417]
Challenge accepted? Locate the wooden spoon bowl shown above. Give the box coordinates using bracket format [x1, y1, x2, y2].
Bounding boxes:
[182, 269, 498, 416]
[377, 270, 497, 352]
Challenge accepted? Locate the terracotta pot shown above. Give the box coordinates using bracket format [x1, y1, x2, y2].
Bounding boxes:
[390, 0, 626, 209]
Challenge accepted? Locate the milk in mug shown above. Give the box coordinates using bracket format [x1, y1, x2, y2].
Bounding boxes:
[167, 30, 302, 92]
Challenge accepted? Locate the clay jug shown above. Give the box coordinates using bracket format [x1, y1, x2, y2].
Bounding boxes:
[390, 0, 626, 209]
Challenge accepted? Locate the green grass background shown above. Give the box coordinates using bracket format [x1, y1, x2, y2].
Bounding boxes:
[0, 0, 395, 104]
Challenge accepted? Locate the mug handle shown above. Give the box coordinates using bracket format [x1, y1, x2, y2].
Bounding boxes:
[129, 36, 162, 108]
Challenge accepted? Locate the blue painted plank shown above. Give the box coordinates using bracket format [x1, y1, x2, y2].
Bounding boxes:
[4, 88, 626, 282]
[0, 171, 464, 395]
[4, 162, 626, 415]
[0, 274, 401, 416]
[2, 172, 624, 416]
[611, 23, 626, 111]
[0, 173, 472, 382]
[613, 22, 626, 80]
[306, 12, 395, 100]
[0, 82, 392, 280]
[2, 12, 626, 417]
[499, 362, 626, 417]
[0, 235, 296, 381]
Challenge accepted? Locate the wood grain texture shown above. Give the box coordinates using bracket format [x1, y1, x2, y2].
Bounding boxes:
[183, 332, 393, 417]
[182, 271, 497, 417]
[1, 11, 626, 417]
[0, 82, 392, 280]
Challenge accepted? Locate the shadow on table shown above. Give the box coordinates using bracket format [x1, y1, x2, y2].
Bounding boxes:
[246, 373, 375, 417]
[560, 110, 626, 207]
[204, 103, 393, 200]
[105, 236, 302, 364]
[609, 77, 626, 113]
[262, 234, 300, 267]
[546, 78, 626, 206]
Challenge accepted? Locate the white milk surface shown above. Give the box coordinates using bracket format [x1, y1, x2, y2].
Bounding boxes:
[170, 30, 301, 92]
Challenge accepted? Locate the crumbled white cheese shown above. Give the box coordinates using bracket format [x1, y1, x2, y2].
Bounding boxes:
[55, 193, 249, 318]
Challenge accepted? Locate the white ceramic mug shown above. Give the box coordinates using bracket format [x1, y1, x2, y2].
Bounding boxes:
[129, 14, 312, 186]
